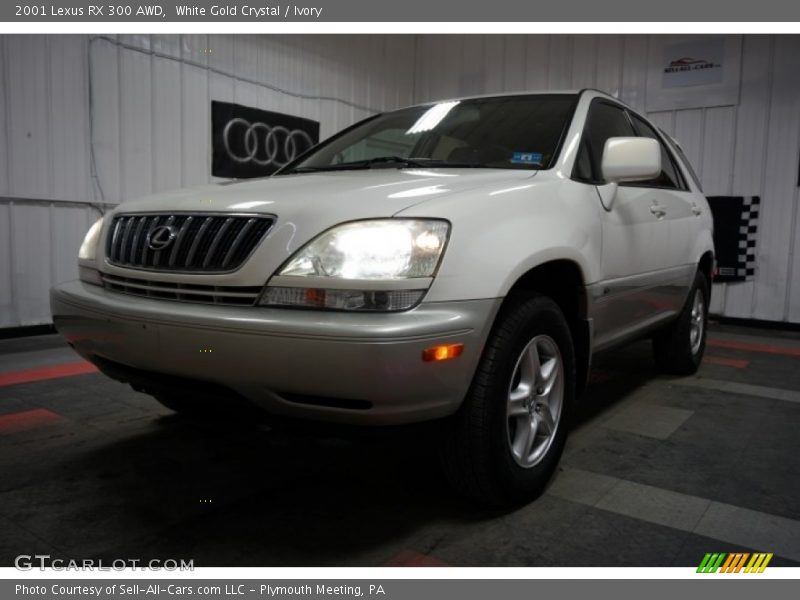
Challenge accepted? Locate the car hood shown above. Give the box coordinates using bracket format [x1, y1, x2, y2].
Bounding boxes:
[119, 168, 537, 221]
[103, 168, 538, 285]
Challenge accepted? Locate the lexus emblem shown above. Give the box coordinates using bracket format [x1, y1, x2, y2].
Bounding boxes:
[147, 225, 178, 251]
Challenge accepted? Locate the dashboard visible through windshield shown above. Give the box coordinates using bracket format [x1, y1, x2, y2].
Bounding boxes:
[279, 94, 578, 174]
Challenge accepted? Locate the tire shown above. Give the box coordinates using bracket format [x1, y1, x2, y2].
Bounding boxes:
[652, 270, 709, 375]
[440, 294, 576, 506]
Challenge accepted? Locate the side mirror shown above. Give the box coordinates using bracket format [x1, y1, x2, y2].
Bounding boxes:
[601, 137, 661, 183]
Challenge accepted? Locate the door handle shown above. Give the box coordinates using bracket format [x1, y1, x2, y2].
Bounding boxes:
[650, 205, 667, 218]
[691, 205, 703, 216]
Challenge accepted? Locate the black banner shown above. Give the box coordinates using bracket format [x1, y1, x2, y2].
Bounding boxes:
[707, 196, 760, 282]
[211, 101, 320, 179]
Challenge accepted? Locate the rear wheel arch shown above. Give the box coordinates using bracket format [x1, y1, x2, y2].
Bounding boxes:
[698, 250, 714, 287]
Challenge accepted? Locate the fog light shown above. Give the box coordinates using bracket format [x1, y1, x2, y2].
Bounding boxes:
[422, 343, 464, 362]
[260, 286, 425, 311]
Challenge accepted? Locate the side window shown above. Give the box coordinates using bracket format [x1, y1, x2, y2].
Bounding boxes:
[629, 114, 686, 190]
[574, 102, 637, 182]
[665, 135, 703, 192]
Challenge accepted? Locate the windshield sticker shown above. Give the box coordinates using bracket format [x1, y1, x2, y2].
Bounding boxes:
[511, 152, 543, 166]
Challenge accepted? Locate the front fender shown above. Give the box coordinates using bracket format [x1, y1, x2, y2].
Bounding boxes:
[398, 180, 602, 302]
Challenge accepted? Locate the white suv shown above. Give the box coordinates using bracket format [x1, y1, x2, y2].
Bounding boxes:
[51, 89, 714, 505]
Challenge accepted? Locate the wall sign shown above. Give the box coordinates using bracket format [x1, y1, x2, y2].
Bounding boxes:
[211, 101, 320, 178]
[662, 39, 724, 88]
[707, 196, 759, 282]
[646, 36, 742, 112]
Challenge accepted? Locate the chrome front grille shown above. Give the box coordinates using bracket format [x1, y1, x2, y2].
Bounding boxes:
[105, 213, 274, 273]
[100, 273, 263, 306]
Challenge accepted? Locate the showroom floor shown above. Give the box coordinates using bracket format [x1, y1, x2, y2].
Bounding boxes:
[1, 323, 799, 568]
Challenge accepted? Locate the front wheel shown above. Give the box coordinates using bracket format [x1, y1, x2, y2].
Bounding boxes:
[652, 270, 709, 375]
[440, 294, 575, 506]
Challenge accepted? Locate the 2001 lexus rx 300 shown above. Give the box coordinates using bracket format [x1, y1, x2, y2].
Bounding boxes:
[52, 89, 714, 505]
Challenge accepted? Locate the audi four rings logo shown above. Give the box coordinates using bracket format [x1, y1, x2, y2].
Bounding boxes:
[147, 225, 178, 251]
[222, 118, 315, 168]
[211, 101, 320, 178]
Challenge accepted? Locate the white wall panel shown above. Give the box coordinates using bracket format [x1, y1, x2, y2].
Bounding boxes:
[48, 36, 92, 202]
[2, 34, 800, 327]
[0, 199, 104, 329]
[459, 36, 487, 98]
[0, 34, 416, 327]
[119, 47, 153, 200]
[595, 36, 623, 99]
[151, 34, 181, 59]
[522, 36, 548, 90]
[482, 36, 506, 94]
[547, 36, 573, 90]
[180, 63, 209, 187]
[81, 33, 415, 200]
[6, 36, 51, 198]
[646, 111, 675, 136]
[50, 205, 96, 286]
[0, 203, 13, 327]
[0, 38, 8, 197]
[91, 38, 122, 203]
[571, 36, 596, 89]
[502, 36, 527, 92]
[722, 36, 772, 319]
[754, 36, 800, 322]
[10, 204, 52, 326]
[413, 34, 800, 325]
[151, 57, 182, 192]
[700, 106, 736, 315]
[701, 107, 736, 196]
[674, 110, 705, 177]
[619, 36, 648, 112]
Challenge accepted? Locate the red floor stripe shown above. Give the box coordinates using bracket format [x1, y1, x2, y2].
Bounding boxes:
[703, 355, 750, 369]
[707, 338, 800, 358]
[383, 550, 449, 567]
[0, 408, 63, 434]
[0, 361, 97, 387]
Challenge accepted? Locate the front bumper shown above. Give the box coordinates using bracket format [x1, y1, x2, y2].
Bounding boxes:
[51, 280, 500, 425]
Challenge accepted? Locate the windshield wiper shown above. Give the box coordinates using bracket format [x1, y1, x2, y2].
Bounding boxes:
[359, 156, 433, 168]
[284, 156, 486, 174]
[286, 156, 429, 173]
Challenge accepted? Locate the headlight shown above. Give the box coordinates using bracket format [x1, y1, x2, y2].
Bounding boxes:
[78, 217, 104, 261]
[279, 219, 450, 279]
[260, 219, 450, 311]
[78, 217, 104, 286]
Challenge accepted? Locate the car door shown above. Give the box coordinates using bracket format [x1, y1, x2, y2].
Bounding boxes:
[573, 99, 672, 351]
[626, 112, 699, 312]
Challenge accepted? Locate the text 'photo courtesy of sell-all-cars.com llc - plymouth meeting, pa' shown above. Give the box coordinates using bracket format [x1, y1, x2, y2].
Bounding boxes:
[51, 89, 714, 506]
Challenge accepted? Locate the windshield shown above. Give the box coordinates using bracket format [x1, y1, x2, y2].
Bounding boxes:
[280, 94, 577, 174]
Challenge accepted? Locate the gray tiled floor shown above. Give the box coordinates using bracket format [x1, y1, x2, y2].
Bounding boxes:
[595, 479, 711, 532]
[1, 327, 799, 567]
[602, 403, 695, 439]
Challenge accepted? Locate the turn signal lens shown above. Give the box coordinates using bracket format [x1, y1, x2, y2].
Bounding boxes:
[422, 343, 464, 362]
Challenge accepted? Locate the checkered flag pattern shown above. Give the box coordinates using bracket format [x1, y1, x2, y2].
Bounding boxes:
[736, 196, 759, 279]
[706, 196, 760, 283]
